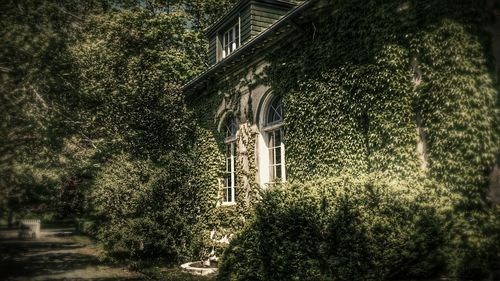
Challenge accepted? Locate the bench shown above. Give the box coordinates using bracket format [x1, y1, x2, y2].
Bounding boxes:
[18, 219, 41, 239]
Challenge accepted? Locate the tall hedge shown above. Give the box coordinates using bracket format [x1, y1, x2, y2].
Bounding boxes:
[218, 174, 450, 281]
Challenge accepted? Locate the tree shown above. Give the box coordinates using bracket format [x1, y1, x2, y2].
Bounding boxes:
[0, 0, 107, 225]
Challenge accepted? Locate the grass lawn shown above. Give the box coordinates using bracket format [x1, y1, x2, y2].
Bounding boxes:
[69, 232, 218, 280]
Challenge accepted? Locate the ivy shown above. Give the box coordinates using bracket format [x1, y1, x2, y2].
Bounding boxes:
[264, 0, 499, 206]
[197, 0, 500, 278]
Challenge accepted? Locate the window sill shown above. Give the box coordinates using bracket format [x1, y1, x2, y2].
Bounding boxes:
[221, 201, 237, 207]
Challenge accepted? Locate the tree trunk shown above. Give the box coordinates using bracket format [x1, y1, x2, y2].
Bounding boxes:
[7, 209, 13, 229]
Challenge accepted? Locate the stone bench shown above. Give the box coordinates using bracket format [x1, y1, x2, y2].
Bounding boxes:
[18, 219, 41, 239]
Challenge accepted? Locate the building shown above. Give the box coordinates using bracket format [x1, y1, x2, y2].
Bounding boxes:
[182, 0, 500, 252]
[184, 0, 333, 206]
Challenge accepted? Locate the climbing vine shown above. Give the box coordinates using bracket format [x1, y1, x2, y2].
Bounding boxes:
[187, 0, 499, 277]
[187, 66, 264, 257]
[189, 0, 500, 278]
[264, 0, 499, 203]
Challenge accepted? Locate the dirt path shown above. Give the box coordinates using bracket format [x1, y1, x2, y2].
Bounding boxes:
[0, 227, 145, 281]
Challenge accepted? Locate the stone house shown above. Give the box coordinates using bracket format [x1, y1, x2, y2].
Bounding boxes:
[183, 0, 332, 206]
[182, 0, 500, 236]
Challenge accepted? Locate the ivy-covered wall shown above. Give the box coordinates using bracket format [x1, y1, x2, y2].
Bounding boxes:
[186, 0, 500, 263]
[265, 0, 499, 204]
[187, 69, 265, 256]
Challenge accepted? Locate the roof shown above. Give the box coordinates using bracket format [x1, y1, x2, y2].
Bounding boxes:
[183, 0, 318, 93]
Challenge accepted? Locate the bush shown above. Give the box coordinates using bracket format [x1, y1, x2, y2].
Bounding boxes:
[89, 153, 202, 262]
[445, 206, 500, 279]
[218, 174, 450, 281]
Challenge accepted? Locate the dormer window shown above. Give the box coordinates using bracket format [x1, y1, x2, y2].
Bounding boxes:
[205, 1, 296, 66]
[222, 21, 240, 59]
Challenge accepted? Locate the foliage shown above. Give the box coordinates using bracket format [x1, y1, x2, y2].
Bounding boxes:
[0, 0, 238, 262]
[187, 90, 263, 259]
[1, 0, 498, 276]
[216, 0, 499, 279]
[218, 174, 449, 281]
[446, 206, 500, 278]
[260, 0, 499, 278]
[70, 10, 201, 160]
[0, 0, 107, 224]
[67, 1, 240, 261]
[89, 153, 201, 261]
[72, 9, 209, 261]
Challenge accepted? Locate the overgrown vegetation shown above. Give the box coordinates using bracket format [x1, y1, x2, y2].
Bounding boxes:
[219, 175, 451, 281]
[1, 0, 499, 279]
[217, 0, 500, 279]
[0, 0, 237, 263]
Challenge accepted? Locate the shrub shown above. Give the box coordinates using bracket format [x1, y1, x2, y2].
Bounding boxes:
[321, 175, 448, 280]
[89, 153, 202, 262]
[218, 174, 450, 281]
[445, 206, 500, 279]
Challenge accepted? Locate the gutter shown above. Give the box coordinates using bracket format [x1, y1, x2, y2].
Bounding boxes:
[183, 0, 317, 93]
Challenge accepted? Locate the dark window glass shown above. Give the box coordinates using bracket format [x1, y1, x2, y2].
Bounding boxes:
[266, 97, 283, 125]
[225, 117, 237, 139]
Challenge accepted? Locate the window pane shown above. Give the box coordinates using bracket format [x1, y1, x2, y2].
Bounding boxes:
[269, 147, 275, 164]
[270, 165, 275, 181]
[227, 188, 232, 202]
[235, 24, 239, 47]
[276, 165, 282, 179]
[268, 131, 275, 148]
[226, 118, 237, 138]
[275, 147, 281, 164]
[267, 98, 283, 124]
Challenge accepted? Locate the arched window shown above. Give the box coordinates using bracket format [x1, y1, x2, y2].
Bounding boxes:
[266, 97, 283, 125]
[225, 117, 237, 139]
[263, 97, 285, 182]
[223, 117, 237, 204]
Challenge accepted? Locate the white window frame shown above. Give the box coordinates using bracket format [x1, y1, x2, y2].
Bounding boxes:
[222, 19, 240, 59]
[266, 126, 285, 182]
[258, 95, 286, 185]
[223, 117, 237, 205]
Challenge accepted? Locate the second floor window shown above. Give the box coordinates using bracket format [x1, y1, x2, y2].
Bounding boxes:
[222, 22, 240, 58]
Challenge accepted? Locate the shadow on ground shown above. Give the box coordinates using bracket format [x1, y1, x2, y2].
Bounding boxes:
[0, 228, 145, 281]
